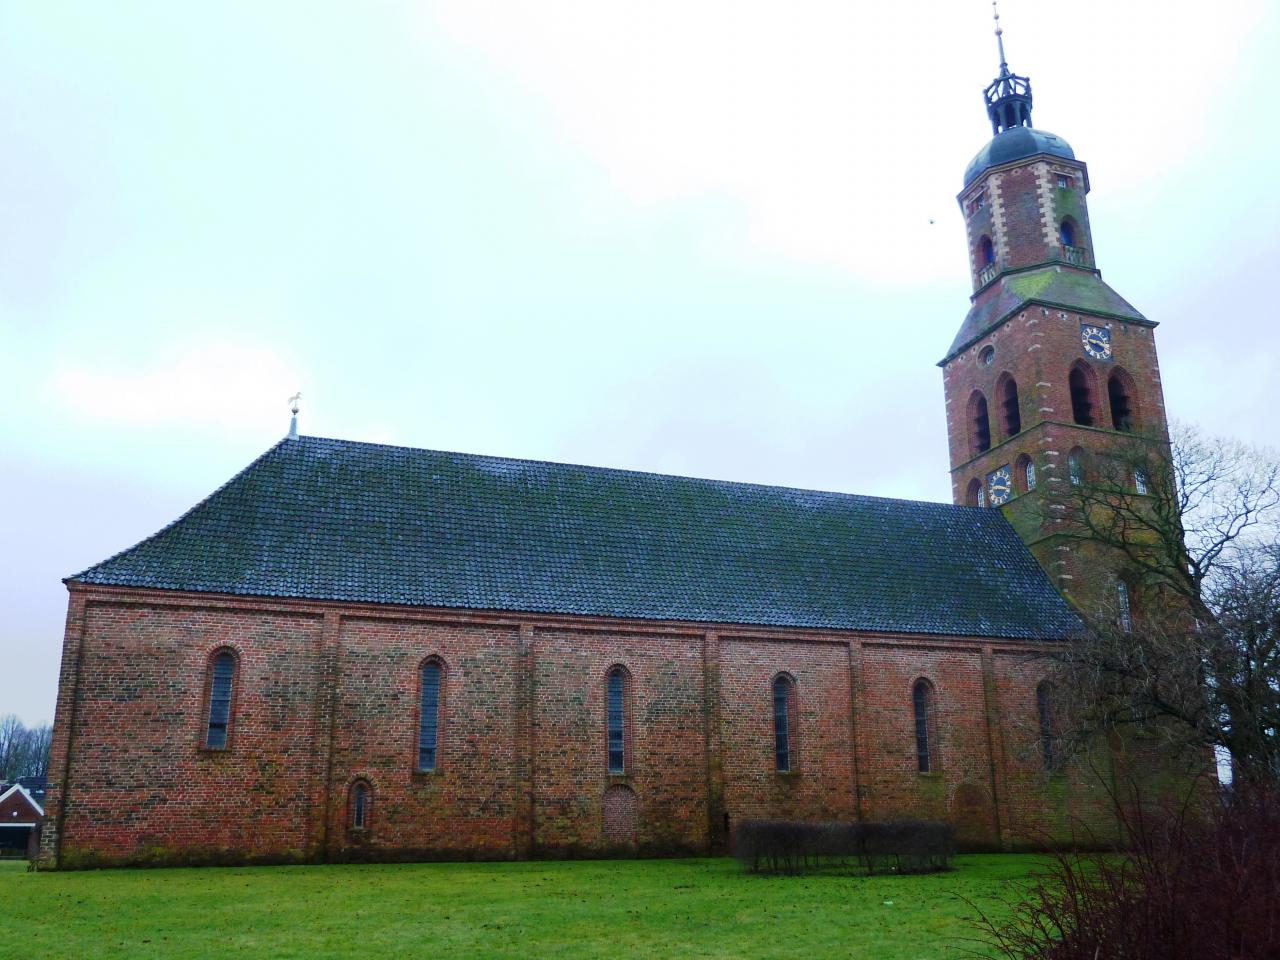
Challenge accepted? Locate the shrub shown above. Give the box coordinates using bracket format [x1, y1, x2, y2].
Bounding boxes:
[732, 819, 954, 876]
[974, 785, 1280, 960]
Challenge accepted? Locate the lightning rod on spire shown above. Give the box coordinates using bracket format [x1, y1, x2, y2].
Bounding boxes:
[993, 0, 1008, 71]
[287, 392, 301, 440]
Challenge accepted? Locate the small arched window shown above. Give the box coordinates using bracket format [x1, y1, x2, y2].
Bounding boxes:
[912, 679, 938, 773]
[980, 236, 995, 266]
[1117, 581, 1133, 633]
[205, 650, 237, 749]
[967, 478, 983, 507]
[350, 780, 372, 830]
[969, 391, 992, 455]
[1134, 468, 1148, 495]
[997, 374, 1022, 437]
[1068, 448, 1084, 486]
[418, 659, 444, 772]
[773, 674, 797, 772]
[1017, 454, 1036, 492]
[607, 666, 629, 775]
[1069, 363, 1096, 426]
[1108, 369, 1137, 432]
[1036, 682, 1058, 771]
[1060, 219, 1076, 247]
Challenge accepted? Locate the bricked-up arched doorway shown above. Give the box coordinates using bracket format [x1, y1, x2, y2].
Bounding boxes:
[602, 785, 638, 848]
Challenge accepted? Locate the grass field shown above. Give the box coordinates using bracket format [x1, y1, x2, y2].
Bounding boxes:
[0, 855, 1044, 959]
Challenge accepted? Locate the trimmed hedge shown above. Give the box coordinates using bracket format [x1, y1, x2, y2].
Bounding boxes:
[732, 819, 955, 875]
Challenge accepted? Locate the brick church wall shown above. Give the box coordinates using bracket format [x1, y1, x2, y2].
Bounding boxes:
[39, 584, 1119, 868]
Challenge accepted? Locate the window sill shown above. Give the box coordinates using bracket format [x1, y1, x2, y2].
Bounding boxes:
[197, 744, 232, 754]
[411, 768, 443, 779]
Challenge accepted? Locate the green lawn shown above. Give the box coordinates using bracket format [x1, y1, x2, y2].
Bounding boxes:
[0, 855, 1043, 959]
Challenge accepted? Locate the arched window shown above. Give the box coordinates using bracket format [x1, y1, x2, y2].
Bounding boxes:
[205, 650, 237, 749]
[773, 674, 797, 772]
[980, 236, 995, 266]
[349, 780, 372, 830]
[607, 666, 629, 775]
[1036, 682, 1058, 771]
[1060, 219, 1076, 247]
[969, 391, 992, 455]
[1107, 369, 1137, 432]
[997, 374, 1022, 436]
[1117, 581, 1133, 633]
[912, 679, 938, 773]
[967, 478, 983, 507]
[1017, 454, 1036, 492]
[418, 659, 444, 772]
[1068, 447, 1084, 486]
[1069, 363, 1096, 426]
[1134, 468, 1148, 495]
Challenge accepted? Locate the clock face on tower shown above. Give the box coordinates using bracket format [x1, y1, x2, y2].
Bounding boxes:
[1081, 324, 1112, 360]
[987, 465, 1013, 506]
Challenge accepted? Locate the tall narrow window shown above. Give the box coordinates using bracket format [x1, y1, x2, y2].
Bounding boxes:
[205, 651, 236, 749]
[913, 679, 937, 773]
[1037, 682, 1057, 771]
[350, 780, 372, 830]
[1108, 370, 1136, 432]
[1060, 219, 1076, 247]
[607, 666, 627, 774]
[1069, 448, 1084, 486]
[773, 675, 796, 772]
[967, 478, 983, 507]
[969, 392, 991, 454]
[980, 236, 995, 265]
[1117, 581, 1133, 633]
[1069, 364, 1095, 426]
[1135, 468, 1148, 495]
[998, 375, 1022, 436]
[418, 660, 443, 771]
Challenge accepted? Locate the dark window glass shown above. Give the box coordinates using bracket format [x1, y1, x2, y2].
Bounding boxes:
[607, 669, 626, 774]
[773, 677, 792, 772]
[1060, 220, 1076, 246]
[353, 783, 368, 829]
[419, 662, 441, 771]
[1037, 683, 1057, 770]
[913, 681, 933, 773]
[206, 652, 235, 748]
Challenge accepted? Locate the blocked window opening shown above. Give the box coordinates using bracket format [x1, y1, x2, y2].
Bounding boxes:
[350, 781, 371, 830]
[1037, 682, 1058, 771]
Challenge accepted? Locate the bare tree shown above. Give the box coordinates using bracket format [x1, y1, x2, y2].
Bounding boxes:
[1050, 424, 1280, 784]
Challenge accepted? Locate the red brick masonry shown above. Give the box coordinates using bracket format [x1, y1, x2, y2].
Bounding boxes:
[39, 584, 1117, 867]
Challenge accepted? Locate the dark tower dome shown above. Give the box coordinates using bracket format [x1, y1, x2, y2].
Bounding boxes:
[963, 127, 1074, 187]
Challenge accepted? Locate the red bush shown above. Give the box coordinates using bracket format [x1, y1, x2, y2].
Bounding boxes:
[975, 786, 1280, 959]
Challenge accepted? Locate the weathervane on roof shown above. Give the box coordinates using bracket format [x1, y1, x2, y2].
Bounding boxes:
[992, 0, 1008, 72]
[287, 392, 301, 440]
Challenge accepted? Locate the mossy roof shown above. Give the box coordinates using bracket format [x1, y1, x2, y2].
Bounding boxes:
[942, 267, 1150, 364]
[72, 436, 1081, 640]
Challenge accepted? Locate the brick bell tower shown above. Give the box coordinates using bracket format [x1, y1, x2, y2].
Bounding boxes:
[939, 14, 1171, 617]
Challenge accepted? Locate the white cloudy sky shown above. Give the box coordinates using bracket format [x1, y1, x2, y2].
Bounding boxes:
[2, 1, 1277, 725]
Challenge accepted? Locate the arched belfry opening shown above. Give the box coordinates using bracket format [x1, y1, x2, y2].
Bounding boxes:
[1068, 363, 1096, 427]
[968, 392, 992, 455]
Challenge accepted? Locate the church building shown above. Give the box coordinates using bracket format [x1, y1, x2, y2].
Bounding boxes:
[39, 37, 1173, 868]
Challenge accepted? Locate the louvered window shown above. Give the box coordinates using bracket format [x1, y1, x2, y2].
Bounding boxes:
[206, 652, 235, 748]
[418, 661, 442, 771]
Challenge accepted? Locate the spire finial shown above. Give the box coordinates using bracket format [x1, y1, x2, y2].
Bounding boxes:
[992, 0, 1008, 71]
[287, 392, 301, 440]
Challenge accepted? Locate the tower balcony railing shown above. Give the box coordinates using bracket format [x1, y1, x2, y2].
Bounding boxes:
[977, 263, 998, 286]
[1061, 244, 1092, 268]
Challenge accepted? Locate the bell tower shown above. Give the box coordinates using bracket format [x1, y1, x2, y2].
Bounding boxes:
[939, 9, 1172, 617]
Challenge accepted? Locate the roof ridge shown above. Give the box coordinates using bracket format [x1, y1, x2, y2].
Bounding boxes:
[293, 434, 989, 516]
[67, 439, 292, 583]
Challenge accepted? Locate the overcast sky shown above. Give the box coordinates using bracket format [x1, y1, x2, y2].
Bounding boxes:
[2, 1, 1277, 726]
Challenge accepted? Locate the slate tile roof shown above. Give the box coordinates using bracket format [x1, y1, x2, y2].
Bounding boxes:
[941, 266, 1150, 364]
[72, 436, 1081, 640]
